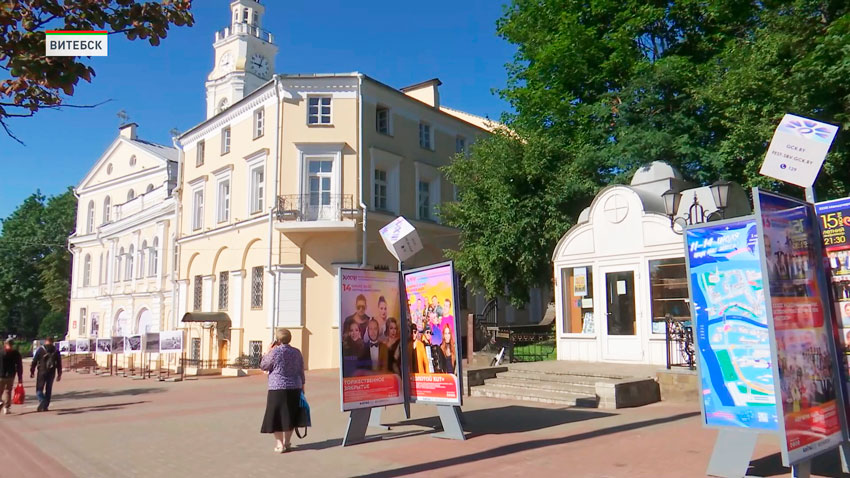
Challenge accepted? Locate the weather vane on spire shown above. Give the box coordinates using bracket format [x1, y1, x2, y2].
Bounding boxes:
[117, 110, 129, 126]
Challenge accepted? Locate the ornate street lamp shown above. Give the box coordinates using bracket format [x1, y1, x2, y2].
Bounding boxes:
[709, 180, 732, 219]
[663, 189, 707, 235]
[662, 189, 682, 226]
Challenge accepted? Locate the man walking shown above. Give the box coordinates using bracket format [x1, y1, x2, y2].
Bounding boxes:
[0, 338, 23, 414]
[30, 337, 61, 412]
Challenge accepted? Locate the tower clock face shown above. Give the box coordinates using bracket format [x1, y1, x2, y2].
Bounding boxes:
[249, 53, 270, 79]
[219, 52, 233, 71]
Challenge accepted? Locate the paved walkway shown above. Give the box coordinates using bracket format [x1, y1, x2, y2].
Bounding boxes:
[0, 366, 844, 477]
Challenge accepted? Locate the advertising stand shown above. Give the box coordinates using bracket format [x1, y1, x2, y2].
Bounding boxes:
[340, 217, 465, 446]
[685, 189, 846, 478]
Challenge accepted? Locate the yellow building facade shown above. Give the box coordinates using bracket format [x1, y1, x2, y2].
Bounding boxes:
[173, 0, 491, 371]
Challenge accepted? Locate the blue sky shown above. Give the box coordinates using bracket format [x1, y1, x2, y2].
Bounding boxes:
[0, 0, 516, 220]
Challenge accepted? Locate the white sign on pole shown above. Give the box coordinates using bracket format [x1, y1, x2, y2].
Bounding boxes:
[379, 216, 423, 262]
[759, 113, 839, 188]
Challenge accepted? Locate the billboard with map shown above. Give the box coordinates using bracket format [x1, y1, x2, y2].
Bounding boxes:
[685, 218, 778, 431]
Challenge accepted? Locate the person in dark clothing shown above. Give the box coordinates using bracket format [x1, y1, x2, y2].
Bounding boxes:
[30, 337, 61, 412]
[0, 338, 23, 414]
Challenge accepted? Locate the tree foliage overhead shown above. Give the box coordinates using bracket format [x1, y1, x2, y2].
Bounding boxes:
[0, 188, 77, 338]
[0, 1, 194, 141]
[447, 0, 850, 305]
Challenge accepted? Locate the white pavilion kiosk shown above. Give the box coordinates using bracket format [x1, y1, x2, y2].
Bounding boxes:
[552, 162, 751, 365]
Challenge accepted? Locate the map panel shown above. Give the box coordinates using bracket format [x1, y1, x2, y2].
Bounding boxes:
[686, 219, 779, 430]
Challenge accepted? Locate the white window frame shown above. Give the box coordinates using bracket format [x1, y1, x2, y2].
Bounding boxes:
[253, 108, 265, 139]
[374, 169, 388, 211]
[83, 254, 92, 287]
[190, 177, 206, 231]
[86, 201, 95, 234]
[376, 104, 392, 136]
[296, 143, 343, 203]
[419, 121, 434, 150]
[149, 237, 159, 277]
[103, 196, 111, 224]
[245, 152, 267, 215]
[214, 167, 232, 224]
[307, 96, 332, 125]
[221, 126, 231, 155]
[127, 189, 135, 202]
[456, 135, 466, 155]
[415, 162, 441, 222]
[369, 147, 401, 215]
[196, 140, 205, 166]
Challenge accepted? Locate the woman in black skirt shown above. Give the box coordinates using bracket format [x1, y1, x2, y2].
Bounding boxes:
[260, 328, 305, 453]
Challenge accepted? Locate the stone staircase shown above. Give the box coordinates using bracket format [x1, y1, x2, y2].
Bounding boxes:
[469, 365, 661, 409]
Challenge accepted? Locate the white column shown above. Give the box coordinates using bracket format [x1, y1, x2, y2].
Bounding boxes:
[231, 269, 244, 328]
[177, 279, 189, 329]
[108, 239, 117, 294]
[155, 220, 167, 287]
[202, 275, 214, 312]
[131, 230, 141, 288]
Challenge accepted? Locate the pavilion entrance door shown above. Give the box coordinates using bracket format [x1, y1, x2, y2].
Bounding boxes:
[600, 264, 643, 362]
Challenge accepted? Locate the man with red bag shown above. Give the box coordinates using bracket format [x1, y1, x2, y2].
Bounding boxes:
[0, 338, 23, 415]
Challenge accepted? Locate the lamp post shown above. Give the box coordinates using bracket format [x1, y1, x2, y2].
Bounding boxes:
[709, 180, 731, 219]
[662, 189, 707, 235]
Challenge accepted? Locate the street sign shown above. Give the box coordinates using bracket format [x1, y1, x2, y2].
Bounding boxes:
[759, 114, 839, 188]
[379, 216, 423, 262]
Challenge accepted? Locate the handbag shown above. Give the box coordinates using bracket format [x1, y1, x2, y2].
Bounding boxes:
[12, 383, 24, 405]
[295, 390, 311, 438]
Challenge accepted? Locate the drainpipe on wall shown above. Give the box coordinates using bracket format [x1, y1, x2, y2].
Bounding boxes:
[268, 75, 283, 340]
[357, 74, 368, 268]
[171, 137, 184, 332]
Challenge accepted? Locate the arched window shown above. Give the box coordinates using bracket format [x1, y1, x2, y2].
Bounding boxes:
[146, 184, 154, 194]
[218, 98, 229, 113]
[103, 196, 111, 224]
[233, 8, 238, 23]
[129, 155, 137, 166]
[150, 237, 159, 277]
[139, 241, 147, 279]
[126, 245, 134, 280]
[83, 254, 91, 286]
[127, 189, 135, 202]
[86, 201, 95, 234]
[116, 248, 124, 282]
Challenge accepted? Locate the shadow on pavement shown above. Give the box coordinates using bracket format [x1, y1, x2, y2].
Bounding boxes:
[386, 406, 616, 436]
[748, 450, 845, 477]
[51, 388, 166, 401]
[295, 430, 434, 451]
[55, 401, 150, 415]
[355, 411, 700, 478]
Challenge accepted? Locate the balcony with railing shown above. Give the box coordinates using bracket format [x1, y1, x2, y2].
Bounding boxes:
[112, 185, 168, 222]
[275, 194, 359, 232]
[215, 22, 274, 44]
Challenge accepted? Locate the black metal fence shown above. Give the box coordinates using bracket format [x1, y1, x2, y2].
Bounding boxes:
[665, 316, 695, 370]
[495, 324, 556, 363]
[180, 358, 229, 370]
[275, 194, 355, 222]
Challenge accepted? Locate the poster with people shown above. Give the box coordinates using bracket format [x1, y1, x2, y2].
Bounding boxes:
[756, 190, 843, 464]
[403, 261, 462, 405]
[76, 338, 90, 354]
[338, 268, 404, 411]
[58, 341, 70, 355]
[158, 331, 183, 353]
[96, 338, 112, 354]
[112, 335, 125, 354]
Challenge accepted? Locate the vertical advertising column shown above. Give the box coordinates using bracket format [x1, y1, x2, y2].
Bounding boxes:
[403, 261, 463, 405]
[756, 190, 843, 465]
[816, 198, 850, 431]
[685, 219, 778, 430]
[338, 269, 405, 411]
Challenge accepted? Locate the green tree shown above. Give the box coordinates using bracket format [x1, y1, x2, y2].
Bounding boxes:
[0, 1, 194, 141]
[448, 0, 850, 304]
[0, 188, 76, 338]
[442, 128, 597, 305]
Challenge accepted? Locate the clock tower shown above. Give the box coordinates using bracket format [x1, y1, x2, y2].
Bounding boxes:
[205, 0, 278, 119]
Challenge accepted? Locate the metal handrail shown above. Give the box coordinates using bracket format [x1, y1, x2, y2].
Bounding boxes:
[275, 194, 355, 222]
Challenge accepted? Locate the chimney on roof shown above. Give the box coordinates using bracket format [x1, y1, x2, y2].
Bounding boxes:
[119, 122, 138, 140]
[400, 78, 442, 108]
